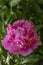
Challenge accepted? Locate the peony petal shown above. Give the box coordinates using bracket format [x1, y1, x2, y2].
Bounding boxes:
[20, 48, 33, 56]
[7, 24, 12, 33]
[2, 20, 41, 56]
[30, 43, 38, 50]
[2, 39, 10, 50]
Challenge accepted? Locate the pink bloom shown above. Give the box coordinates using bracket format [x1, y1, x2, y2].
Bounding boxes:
[2, 20, 41, 56]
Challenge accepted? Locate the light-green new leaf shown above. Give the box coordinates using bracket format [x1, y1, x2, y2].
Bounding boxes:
[10, 0, 21, 7]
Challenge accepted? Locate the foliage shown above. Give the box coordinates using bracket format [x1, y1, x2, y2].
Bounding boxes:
[0, 0, 43, 65]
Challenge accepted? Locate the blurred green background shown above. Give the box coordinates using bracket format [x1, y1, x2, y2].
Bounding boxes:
[0, 0, 43, 65]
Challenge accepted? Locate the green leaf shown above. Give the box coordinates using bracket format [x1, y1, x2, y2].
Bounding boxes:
[10, 0, 21, 7]
[32, 3, 41, 14]
[37, 0, 43, 4]
[36, 25, 43, 31]
[21, 54, 40, 64]
[0, 0, 9, 5]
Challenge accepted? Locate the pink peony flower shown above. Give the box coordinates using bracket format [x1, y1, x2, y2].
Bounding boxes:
[2, 20, 41, 56]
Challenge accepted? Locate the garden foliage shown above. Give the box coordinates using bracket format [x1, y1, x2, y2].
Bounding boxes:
[0, 0, 43, 65]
